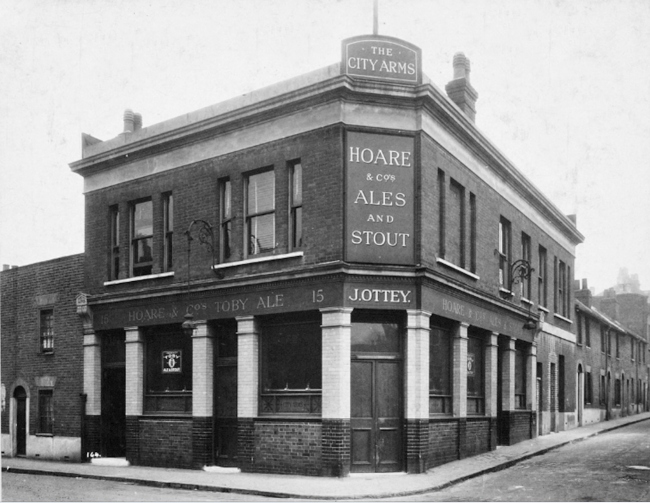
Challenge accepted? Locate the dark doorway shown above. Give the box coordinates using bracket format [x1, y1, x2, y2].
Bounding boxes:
[14, 386, 27, 456]
[350, 312, 403, 473]
[214, 320, 238, 467]
[101, 331, 126, 457]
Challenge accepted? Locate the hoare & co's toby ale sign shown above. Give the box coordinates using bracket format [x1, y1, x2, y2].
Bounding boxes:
[342, 35, 422, 85]
[346, 131, 415, 265]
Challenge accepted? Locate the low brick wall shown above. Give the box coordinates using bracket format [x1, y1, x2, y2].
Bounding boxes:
[498, 410, 533, 445]
[427, 418, 459, 468]
[137, 418, 193, 468]
[252, 420, 322, 476]
[465, 417, 491, 457]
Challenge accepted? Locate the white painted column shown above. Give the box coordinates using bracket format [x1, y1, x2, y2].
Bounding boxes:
[237, 316, 259, 418]
[192, 321, 214, 417]
[453, 322, 469, 417]
[405, 310, 431, 420]
[484, 332, 499, 417]
[125, 326, 144, 416]
[320, 308, 352, 419]
[83, 330, 101, 416]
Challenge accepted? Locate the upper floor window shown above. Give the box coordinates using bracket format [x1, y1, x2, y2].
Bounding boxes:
[163, 193, 173, 272]
[601, 326, 607, 353]
[131, 199, 153, 276]
[109, 205, 120, 280]
[469, 192, 477, 273]
[220, 179, 232, 261]
[246, 170, 275, 256]
[38, 389, 54, 434]
[577, 312, 583, 345]
[631, 337, 635, 361]
[616, 332, 620, 358]
[448, 178, 465, 268]
[585, 316, 591, 347]
[438, 169, 446, 258]
[498, 217, 511, 288]
[556, 259, 568, 317]
[538, 246, 547, 307]
[521, 233, 531, 300]
[290, 162, 303, 249]
[40, 309, 54, 353]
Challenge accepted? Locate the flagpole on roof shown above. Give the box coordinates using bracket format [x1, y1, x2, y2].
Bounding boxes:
[373, 0, 379, 35]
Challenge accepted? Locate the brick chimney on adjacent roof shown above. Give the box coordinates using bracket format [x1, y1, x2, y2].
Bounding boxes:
[575, 278, 592, 307]
[445, 52, 478, 122]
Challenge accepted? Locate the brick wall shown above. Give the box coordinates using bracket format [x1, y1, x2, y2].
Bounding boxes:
[321, 419, 350, 477]
[465, 418, 491, 457]
[1, 255, 85, 440]
[427, 419, 459, 468]
[83, 126, 344, 295]
[405, 419, 428, 473]
[420, 134, 576, 330]
[252, 420, 322, 476]
[137, 418, 193, 468]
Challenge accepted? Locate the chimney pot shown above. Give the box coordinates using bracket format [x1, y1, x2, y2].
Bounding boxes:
[452, 52, 471, 81]
[123, 109, 134, 133]
[2, 264, 10, 271]
[133, 112, 142, 131]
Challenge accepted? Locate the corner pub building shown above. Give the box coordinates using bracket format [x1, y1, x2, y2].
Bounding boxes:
[70, 35, 583, 476]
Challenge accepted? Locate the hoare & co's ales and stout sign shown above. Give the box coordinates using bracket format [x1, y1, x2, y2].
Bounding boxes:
[342, 35, 422, 85]
[346, 131, 415, 265]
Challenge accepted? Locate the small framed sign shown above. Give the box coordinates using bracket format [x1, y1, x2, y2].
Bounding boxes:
[467, 354, 475, 377]
[162, 350, 182, 373]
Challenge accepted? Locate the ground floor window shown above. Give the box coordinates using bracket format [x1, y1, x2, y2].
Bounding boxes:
[514, 344, 526, 409]
[144, 324, 192, 414]
[260, 312, 321, 415]
[430, 317, 453, 415]
[38, 389, 54, 434]
[467, 332, 485, 415]
[585, 372, 592, 405]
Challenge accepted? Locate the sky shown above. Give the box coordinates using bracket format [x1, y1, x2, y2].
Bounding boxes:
[1, 0, 649, 294]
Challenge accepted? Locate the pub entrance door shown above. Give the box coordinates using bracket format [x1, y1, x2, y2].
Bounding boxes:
[213, 320, 238, 467]
[350, 312, 403, 473]
[101, 331, 126, 458]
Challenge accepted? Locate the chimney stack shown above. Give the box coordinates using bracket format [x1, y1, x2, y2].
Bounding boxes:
[123, 109, 135, 133]
[445, 52, 478, 123]
[575, 278, 592, 306]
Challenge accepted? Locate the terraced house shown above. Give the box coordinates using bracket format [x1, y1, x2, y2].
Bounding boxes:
[5, 34, 591, 476]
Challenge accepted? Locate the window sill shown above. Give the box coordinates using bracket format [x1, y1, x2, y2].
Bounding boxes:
[521, 297, 533, 306]
[213, 251, 303, 270]
[538, 306, 549, 313]
[35, 433, 53, 437]
[553, 313, 573, 324]
[104, 271, 174, 286]
[436, 258, 480, 280]
[499, 287, 513, 297]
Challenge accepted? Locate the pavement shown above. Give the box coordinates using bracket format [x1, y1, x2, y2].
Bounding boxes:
[3, 412, 650, 500]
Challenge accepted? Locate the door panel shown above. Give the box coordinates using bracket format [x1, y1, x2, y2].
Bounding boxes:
[351, 358, 403, 473]
[215, 358, 237, 466]
[102, 367, 126, 457]
[16, 397, 26, 456]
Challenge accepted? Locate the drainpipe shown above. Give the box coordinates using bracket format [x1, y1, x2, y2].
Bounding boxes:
[80, 393, 87, 462]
